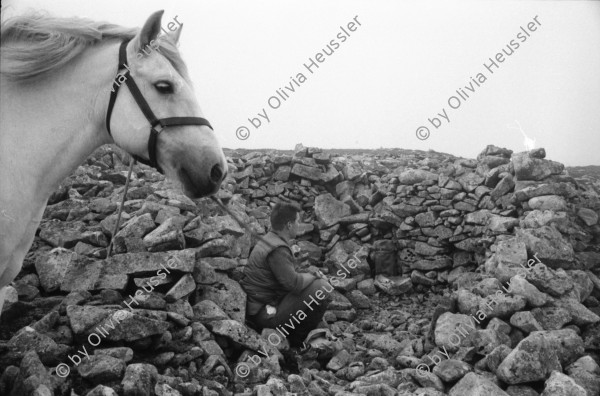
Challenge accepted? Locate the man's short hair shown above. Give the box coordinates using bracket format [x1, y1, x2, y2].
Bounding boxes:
[270, 202, 301, 231]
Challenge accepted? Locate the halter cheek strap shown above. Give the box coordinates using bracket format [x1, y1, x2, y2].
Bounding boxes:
[105, 39, 213, 174]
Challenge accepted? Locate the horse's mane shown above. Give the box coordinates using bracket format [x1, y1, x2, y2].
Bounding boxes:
[0, 12, 190, 83]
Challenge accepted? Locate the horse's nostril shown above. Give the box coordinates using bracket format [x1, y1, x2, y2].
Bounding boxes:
[210, 163, 224, 183]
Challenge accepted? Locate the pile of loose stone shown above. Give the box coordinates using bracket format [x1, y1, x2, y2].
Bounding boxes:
[0, 143, 599, 396]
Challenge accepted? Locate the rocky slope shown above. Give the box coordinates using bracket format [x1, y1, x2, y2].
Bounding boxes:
[0, 144, 599, 396]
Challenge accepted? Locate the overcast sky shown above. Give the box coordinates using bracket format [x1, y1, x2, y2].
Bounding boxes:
[4, 0, 600, 166]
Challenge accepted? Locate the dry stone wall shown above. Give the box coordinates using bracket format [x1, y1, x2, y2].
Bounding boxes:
[0, 143, 599, 396]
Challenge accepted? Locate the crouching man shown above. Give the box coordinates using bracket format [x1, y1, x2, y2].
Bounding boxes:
[240, 203, 331, 348]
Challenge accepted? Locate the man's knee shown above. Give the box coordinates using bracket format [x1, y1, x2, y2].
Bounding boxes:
[245, 314, 261, 332]
[305, 278, 333, 303]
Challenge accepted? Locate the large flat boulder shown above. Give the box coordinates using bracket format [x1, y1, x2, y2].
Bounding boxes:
[449, 372, 509, 396]
[497, 329, 584, 384]
[315, 193, 351, 227]
[512, 152, 564, 181]
[516, 227, 575, 269]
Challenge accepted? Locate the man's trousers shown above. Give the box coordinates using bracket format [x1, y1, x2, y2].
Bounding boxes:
[247, 278, 332, 347]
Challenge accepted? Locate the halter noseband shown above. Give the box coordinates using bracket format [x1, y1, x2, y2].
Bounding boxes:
[105, 39, 213, 174]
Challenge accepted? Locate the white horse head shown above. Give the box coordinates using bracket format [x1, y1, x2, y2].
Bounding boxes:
[1, 10, 227, 198]
[108, 11, 228, 197]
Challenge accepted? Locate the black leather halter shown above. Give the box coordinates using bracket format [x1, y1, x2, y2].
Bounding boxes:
[105, 39, 213, 174]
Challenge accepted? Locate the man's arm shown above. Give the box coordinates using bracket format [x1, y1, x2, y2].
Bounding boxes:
[267, 247, 315, 293]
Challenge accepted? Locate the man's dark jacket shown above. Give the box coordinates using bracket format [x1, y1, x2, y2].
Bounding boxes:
[240, 231, 314, 316]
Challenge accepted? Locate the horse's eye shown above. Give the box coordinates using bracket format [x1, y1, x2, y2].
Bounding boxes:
[154, 81, 174, 94]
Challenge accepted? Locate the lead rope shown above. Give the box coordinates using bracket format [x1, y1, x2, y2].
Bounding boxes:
[105, 160, 278, 258]
[209, 195, 279, 251]
[106, 158, 136, 257]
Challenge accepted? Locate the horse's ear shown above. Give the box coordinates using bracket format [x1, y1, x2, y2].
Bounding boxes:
[169, 24, 183, 45]
[136, 10, 164, 52]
